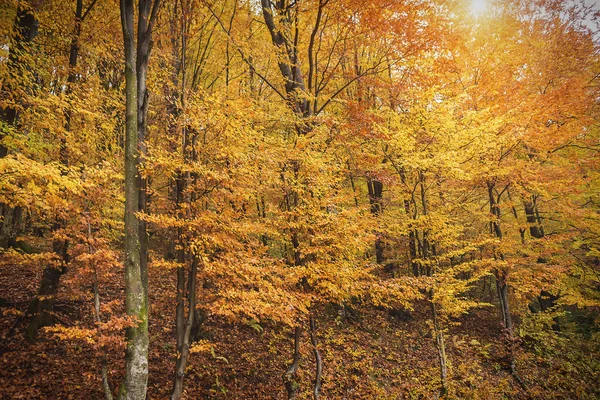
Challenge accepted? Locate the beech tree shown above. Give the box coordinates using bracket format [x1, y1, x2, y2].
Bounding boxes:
[0, 1, 40, 251]
[118, 0, 160, 398]
[25, 0, 99, 343]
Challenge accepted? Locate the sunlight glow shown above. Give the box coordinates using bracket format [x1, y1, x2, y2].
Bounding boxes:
[470, 0, 488, 16]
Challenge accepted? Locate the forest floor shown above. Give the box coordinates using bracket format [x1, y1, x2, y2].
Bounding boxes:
[0, 259, 598, 399]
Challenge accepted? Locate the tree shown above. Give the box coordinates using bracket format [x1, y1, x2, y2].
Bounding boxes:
[0, 1, 40, 251]
[25, 0, 99, 343]
[118, 0, 160, 398]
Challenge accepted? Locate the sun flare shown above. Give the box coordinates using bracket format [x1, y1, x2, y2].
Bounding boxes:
[470, 0, 488, 16]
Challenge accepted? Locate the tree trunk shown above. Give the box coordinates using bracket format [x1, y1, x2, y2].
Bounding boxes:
[89, 219, 114, 400]
[167, 10, 203, 395]
[367, 178, 384, 264]
[118, 1, 160, 398]
[496, 277, 513, 334]
[24, 262, 66, 341]
[487, 181, 525, 388]
[171, 258, 199, 400]
[309, 314, 322, 400]
[136, 5, 152, 293]
[0, 206, 21, 249]
[260, 0, 309, 117]
[429, 291, 448, 396]
[283, 326, 302, 400]
[408, 229, 418, 276]
[524, 201, 544, 240]
[525, 199, 559, 327]
[0, 2, 39, 152]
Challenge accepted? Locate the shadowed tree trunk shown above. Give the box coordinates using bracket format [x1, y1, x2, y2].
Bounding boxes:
[309, 314, 322, 400]
[418, 172, 447, 395]
[24, 257, 65, 340]
[281, 159, 303, 400]
[487, 181, 525, 388]
[367, 178, 384, 264]
[525, 197, 560, 327]
[487, 183, 512, 326]
[283, 326, 302, 400]
[172, 257, 199, 400]
[260, 0, 310, 118]
[168, 5, 203, 396]
[430, 290, 447, 396]
[524, 200, 544, 240]
[87, 218, 114, 400]
[0, 2, 40, 249]
[0, 2, 40, 151]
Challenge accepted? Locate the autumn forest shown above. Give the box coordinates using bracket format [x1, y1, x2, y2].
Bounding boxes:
[0, 0, 599, 398]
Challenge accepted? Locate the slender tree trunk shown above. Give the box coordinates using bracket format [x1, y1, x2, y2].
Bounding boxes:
[392, 163, 418, 277]
[496, 277, 513, 334]
[171, 258, 199, 400]
[136, 0, 156, 297]
[487, 181, 525, 388]
[224, 0, 237, 95]
[487, 183, 510, 326]
[408, 229, 418, 276]
[168, 12, 203, 395]
[416, 173, 449, 395]
[279, 159, 305, 398]
[347, 162, 359, 207]
[88, 219, 114, 400]
[283, 326, 302, 400]
[256, 195, 268, 245]
[171, 46, 198, 400]
[309, 314, 322, 400]
[367, 178, 384, 264]
[0, 205, 21, 249]
[168, 3, 186, 370]
[407, 201, 419, 277]
[259, 3, 329, 395]
[429, 291, 448, 396]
